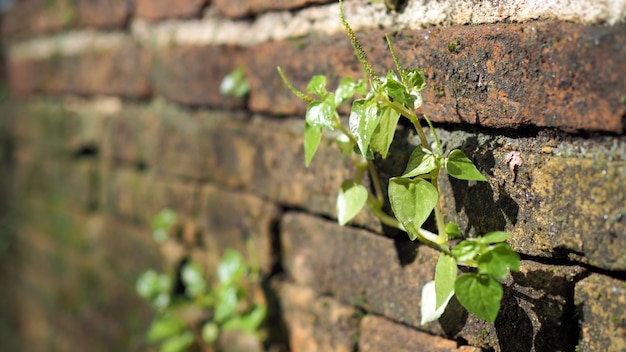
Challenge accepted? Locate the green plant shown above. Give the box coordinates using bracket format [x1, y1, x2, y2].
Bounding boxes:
[275, 0, 519, 324]
[136, 209, 266, 351]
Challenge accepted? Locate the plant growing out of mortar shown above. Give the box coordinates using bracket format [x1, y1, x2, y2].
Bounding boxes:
[136, 209, 266, 351]
[273, 1, 520, 324]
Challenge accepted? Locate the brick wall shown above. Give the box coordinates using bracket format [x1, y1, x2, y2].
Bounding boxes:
[1, 0, 625, 351]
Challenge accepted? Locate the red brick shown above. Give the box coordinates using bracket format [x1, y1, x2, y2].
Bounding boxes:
[74, 0, 130, 29]
[135, 0, 207, 21]
[359, 315, 480, 352]
[152, 45, 247, 109]
[198, 185, 280, 275]
[280, 212, 440, 330]
[249, 22, 626, 133]
[275, 283, 360, 352]
[212, 0, 332, 19]
[2, 0, 74, 40]
[8, 37, 151, 98]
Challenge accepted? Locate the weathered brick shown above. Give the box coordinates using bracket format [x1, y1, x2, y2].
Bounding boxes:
[13, 155, 99, 212]
[2, 0, 74, 40]
[153, 109, 381, 231]
[103, 104, 159, 167]
[275, 282, 360, 352]
[198, 185, 280, 275]
[8, 37, 151, 98]
[135, 0, 207, 21]
[575, 274, 626, 352]
[280, 212, 440, 329]
[212, 0, 332, 19]
[74, 0, 131, 29]
[102, 169, 199, 225]
[151, 45, 247, 108]
[249, 22, 626, 133]
[281, 212, 587, 351]
[359, 315, 480, 352]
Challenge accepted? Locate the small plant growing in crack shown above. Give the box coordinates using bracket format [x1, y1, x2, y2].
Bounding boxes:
[136, 209, 266, 351]
[273, 0, 520, 324]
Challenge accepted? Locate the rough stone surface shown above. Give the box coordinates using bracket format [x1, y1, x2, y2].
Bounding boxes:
[2, 0, 74, 41]
[199, 185, 280, 275]
[151, 45, 247, 108]
[212, 0, 333, 19]
[575, 274, 626, 352]
[8, 37, 151, 98]
[75, 0, 131, 28]
[135, 0, 207, 21]
[276, 283, 360, 352]
[359, 315, 480, 352]
[280, 211, 443, 330]
[251, 22, 626, 133]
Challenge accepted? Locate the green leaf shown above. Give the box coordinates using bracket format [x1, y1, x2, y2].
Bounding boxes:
[477, 243, 520, 280]
[218, 249, 246, 285]
[151, 208, 177, 243]
[402, 146, 436, 178]
[201, 322, 220, 344]
[455, 273, 503, 323]
[435, 253, 457, 309]
[214, 284, 238, 323]
[405, 68, 426, 92]
[451, 239, 481, 263]
[479, 231, 511, 244]
[369, 106, 400, 158]
[349, 98, 381, 156]
[220, 67, 250, 98]
[147, 314, 187, 343]
[335, 77, 365, 106]
[445, 222, 462, 238]
[160, 331, 195, 352]
[304, 122, 322, 167]
[420, 281, 452, 325]
[382, 72, 415, 108]
[337, 180, 368, 226]
[305, 96, 335, 129]
[388, 177, 438, 241]
[306, 75, 328, 97]
[181, 262, 207, 298]
[137, 270, 172, 308]
[446, 149, 487, 181]
[222, 305, 267, 334]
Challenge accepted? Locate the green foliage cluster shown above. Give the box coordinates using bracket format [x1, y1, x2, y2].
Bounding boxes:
[136, 209, 266, 352]
[275, 0, 520, 324]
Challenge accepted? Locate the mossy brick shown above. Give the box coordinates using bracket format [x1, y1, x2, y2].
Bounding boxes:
[74, 0, 131, 29]
[10, 99, 105, 157]
[249, 22, 626, 133]
[135, 0, 207, 21]
[8, 37, 151, 98]
[102, 169, 198, 225]
[212, 0, 332, 19]
[359, 315, 480, 352]
[102, 106, 160, 167]
[275, 282, 360, 352]
[13, 156, 99, 212]
[198, 184, 280, 275]
[151, 45, 247, 109]
[575, 274, 626, 352]
[2, 0, 74, 41]
[11, 215, 157, 350]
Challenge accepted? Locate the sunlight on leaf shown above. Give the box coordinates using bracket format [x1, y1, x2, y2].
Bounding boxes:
[304, 122, 322, 167]
[455, 273, 502, 323]
[420, 280, 453, 325]
[388, 177, 438, 241]
[337, 180, 368, 225]
[446, 149, 487, 181]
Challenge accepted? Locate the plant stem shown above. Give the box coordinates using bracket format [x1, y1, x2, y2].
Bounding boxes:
[367, 160, 384, 203]
[430, 169, 448, 243]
